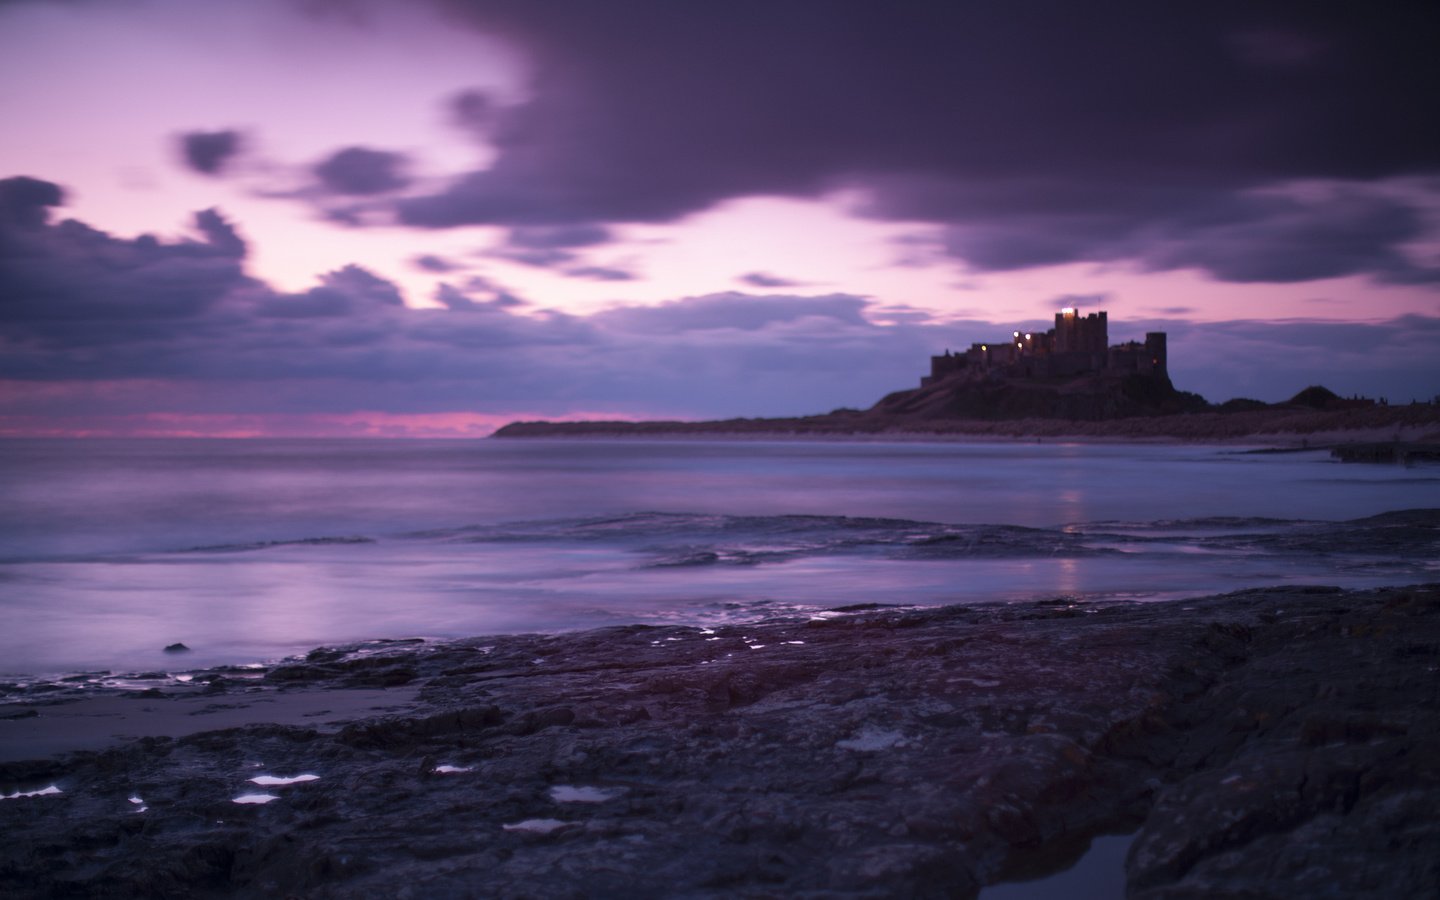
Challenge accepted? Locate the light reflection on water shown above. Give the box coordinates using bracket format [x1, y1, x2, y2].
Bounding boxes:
[0, 438, 1435, 680]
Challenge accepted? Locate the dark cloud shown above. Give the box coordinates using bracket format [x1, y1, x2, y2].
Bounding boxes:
[485, 224, 626, 277]
[378, 1, 1440, 284]
[1145, 190, 1437, 284]
[921, 183, 1439, 283]
[508, 225, 612, 249]
[0, 177, 250, 336]
[491, 246, 574, 268]
[314, 146, 410, 195]
[180, 130, 242, 176]
[453, 274, 529, 308]
[739, 272, 803, 289]
[449, 88, 499, 133]
[413, 253, 463, 273]
[0, 175, 64, 228]
[254, 265, 405, 319]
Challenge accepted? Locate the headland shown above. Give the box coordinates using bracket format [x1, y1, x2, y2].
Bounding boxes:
[494, 305, 1440, 448]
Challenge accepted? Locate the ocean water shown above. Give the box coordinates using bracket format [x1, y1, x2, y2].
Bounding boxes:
[1, 437, 1437, 681]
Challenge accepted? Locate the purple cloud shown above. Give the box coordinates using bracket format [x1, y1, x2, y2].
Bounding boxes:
[590, 292, 871, 334]
[373, 2, 1440, 284]
[179, 130, 242, 176]
[4, 193, 1438, 423]
[413, 253, 463, 273]
[0, 177, 250, 344]
[314, 146, 410, 196]
[739, 272, 803, 289]
[564, 264, 636, 282]
[508, 225, 612, 249]
[485, 224, 629, 278]
[0, 175, 64, 228]
[449, 88, 498, 133]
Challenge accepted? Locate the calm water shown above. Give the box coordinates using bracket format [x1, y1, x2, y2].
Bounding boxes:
[1, 437, 1437, 680]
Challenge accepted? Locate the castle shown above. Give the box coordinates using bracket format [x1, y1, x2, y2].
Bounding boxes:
[922, 306, 1167, 387]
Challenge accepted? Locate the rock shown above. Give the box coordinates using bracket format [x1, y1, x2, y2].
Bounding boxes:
[163, 643, 190, 653]
[0, 585, 1436, 898]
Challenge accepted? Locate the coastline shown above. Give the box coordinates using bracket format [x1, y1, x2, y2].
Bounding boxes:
[491, 404, 1440, 448]
[4, 584, 1438, 897]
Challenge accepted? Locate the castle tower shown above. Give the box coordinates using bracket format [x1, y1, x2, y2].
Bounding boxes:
[1054, 306, 1108, 356]
[1143, 332, 1167, 375]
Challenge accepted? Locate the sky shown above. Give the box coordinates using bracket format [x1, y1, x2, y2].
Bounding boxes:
[2, 0, 1438, 437]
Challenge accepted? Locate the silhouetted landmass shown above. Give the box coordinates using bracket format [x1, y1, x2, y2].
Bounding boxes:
[494, 392, 1440, 443]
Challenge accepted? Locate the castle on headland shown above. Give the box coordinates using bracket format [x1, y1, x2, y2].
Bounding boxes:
[922, 306, 1167, 387]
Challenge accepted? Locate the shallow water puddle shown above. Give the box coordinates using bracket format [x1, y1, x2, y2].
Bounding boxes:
[836, 729, 907, 751]
[502, 818, 572, 834]
[1, 784, 62, 799]
[249, 773, 319, 786]
[232, 793, 280, 805]
[549, 785, 622, 803]
[980, 832, 1136, 899]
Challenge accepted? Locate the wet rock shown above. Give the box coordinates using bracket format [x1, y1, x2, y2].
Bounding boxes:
[0, 585, 1436, 897]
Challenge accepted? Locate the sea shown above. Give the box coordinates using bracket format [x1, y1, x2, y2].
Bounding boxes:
[1, 437, 1437, 683]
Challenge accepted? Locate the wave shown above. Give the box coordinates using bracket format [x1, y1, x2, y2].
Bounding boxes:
[11, 509, 1432, 571]
[398, 509, 1440, 569]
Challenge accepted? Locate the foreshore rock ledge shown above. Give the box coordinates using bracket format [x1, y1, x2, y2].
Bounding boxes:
[2, 585, 1438, 897]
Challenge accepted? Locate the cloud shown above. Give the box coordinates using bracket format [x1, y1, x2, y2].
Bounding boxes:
[738, 272, 803, 288]
[564, 264, 636, 282]
[446, 273, 529, 308]
[590, 292, 871, 334]
[448, 88, 499, 133]
[4, 193, 1438, 432]
[412, 253, 463, 273]
[179, 130, 242, 175]
[1164, 316, 1440, 403]
[314, 146, 410, 195]
[1145, 190, 1438, 284]
[0, 176, 250, 341]
[371, 2, 1440, 285]
[484, 224, 633, 279]
[508, 225, 612, 249]
[0, 175, 63, 227]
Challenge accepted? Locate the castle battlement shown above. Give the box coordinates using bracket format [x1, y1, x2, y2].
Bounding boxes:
[923, 306, 1166, 387]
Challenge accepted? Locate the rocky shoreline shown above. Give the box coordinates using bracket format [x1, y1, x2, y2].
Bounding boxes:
[3, 585, 1438, 897]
